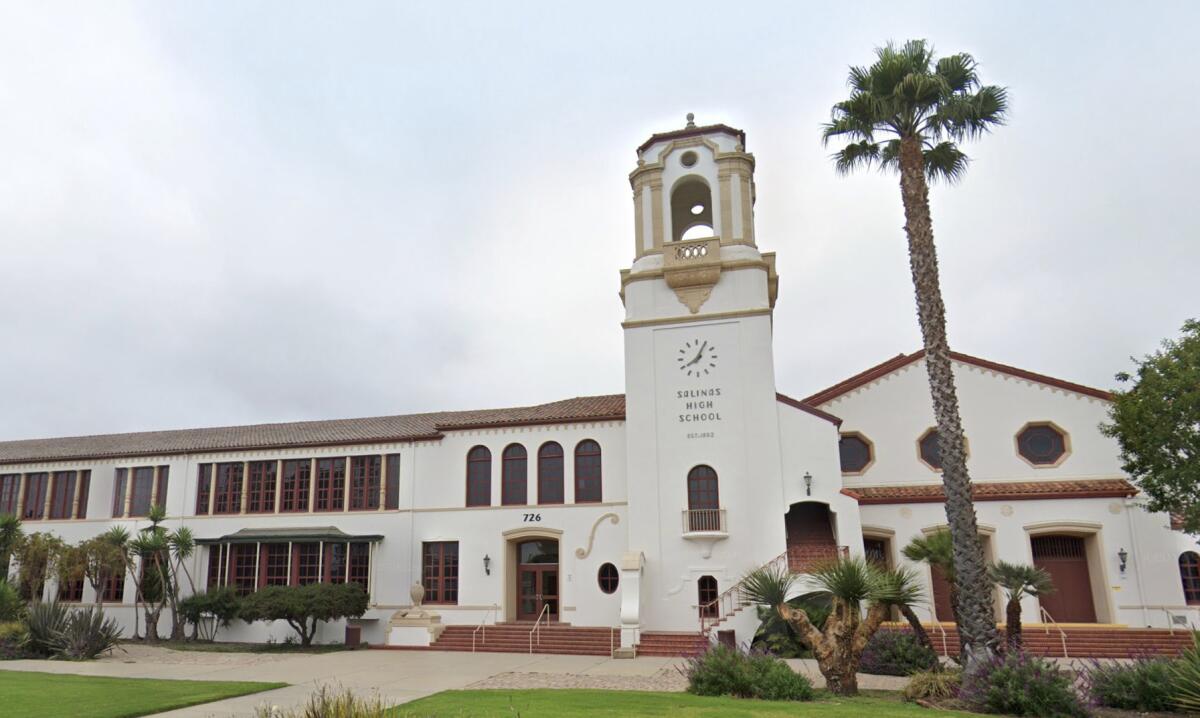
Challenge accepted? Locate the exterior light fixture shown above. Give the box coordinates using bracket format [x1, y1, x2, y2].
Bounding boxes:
[483, 554, 491, 576]
[803, 472, 813, 497]
[1117, 547, 1128, 573]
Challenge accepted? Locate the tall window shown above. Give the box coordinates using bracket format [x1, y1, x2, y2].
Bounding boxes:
[314, 458, 346, 512]
[58, 577, 84, 602]
[48, 471, 77, 519]
[213, 463, 244, 514]
[0, 474, 19, 515]
[422, 541, 459, 604]
[246, 461, 277, 513]
[349, 455, 381, 511]
[687, 465, 720, 532]
[231, 544, 258, 596]
[111, 468, 127, 517]
[262, 544, 290, 586]
[466, 446, 491, 507]
[22, 473, 48, 520]
[698, 575, 718, 618]
[1182, 552, 1200, 606]
[537, 442, 564, 505]
[75, 470, 90, 519]
[326, 543, 347, 583]
[384, 454, 401, 510]
[501, 444, 528, 506]
[206, 545, 225, 589]
[348, 543, 370, 590]
[574, 440, 602, 503]
[294, 543, 321, 585]
[154, 466, 169, 511]
[280, 460, 312, 512]
[128, 467, 155, 517]
[102, 572, 125, 603]
[196, 464, 212, 515]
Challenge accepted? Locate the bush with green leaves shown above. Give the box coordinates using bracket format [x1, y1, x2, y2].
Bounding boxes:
[240, 583, 368, 646]
[683, 644, 813, 701]
[902, 668, 961, 703]
[0, 620, 29, 659]
[1082, 656, 1175, 712]
[24, 600, 69, 657]
[179, 587, 242, 641]
[0, 580, 24, 622]
[858, 630, 939, 676]
[50, 607, 122, 660]
[960, 652, 1087, 717]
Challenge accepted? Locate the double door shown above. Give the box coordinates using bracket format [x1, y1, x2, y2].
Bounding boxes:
[517, 565, 558, 621]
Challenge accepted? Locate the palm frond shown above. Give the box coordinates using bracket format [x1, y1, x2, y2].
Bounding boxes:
[871, 565, 925, 607]
[169, 527, 195, 558]
[927, 85, 1008, 141]
[879, 139, 901, 172]
[830, 140, 881, 175]
[989, 560, 1055, 599]
[741, 563, 795, 608]
[923, 142, 970, 183]
[935, 53, 980, 93]
[804, 557, 876, 609]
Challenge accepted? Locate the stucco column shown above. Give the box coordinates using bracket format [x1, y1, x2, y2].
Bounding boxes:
[616, 551, 645, 657]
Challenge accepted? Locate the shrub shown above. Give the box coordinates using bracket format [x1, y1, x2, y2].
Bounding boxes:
[859, 630, 939, 676]
[960, 651, 1087, 717]
[253, 684, 388, 718]
[240, 583, 369, 646]
[50, 607, 122, 660]
[1083, 656, 1175, 712]
[902, 668, 962, 702]
[0, 581, 23, 622]
[25, 600, 69, 657]
[0, 620, 29, 659]
[179, 587, 242, 641]
[1174, 631, 1200, 713]
[683, 644, 813, 701]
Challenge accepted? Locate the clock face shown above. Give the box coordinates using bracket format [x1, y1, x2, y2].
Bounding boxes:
[677, 339, 718, 377]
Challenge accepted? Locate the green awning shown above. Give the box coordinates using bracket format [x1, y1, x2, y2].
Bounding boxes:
[195, 526, 384, 545]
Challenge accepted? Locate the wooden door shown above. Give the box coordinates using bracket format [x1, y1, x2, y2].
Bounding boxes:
[1032, 535, 1096, 623]
[930, 565, 954, 621]
[517, 566, 559, 621]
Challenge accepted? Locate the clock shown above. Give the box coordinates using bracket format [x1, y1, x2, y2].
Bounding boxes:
[677, 339, 718, 377]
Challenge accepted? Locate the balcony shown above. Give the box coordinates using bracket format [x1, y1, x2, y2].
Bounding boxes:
[682, 508, 727, 536]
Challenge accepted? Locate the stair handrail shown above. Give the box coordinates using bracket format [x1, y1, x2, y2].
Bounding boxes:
[919, 604, 950, 657]
[472, 604, 499, 653]
[1039, 606, 1069, 658]
[700, 551, 789, 634]
[528, 602, 551, 654]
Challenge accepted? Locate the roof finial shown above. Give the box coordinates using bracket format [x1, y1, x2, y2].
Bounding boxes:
[685, 112, 696, 128]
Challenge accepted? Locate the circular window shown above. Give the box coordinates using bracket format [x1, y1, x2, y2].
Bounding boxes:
[1017, 423, 1067, 465]
[690, 203, 705, 216]
[918, 429, 942, 470]
[680, 150, 698, 167]
[598, 563, 619, 594]
[838, 433, 872, 474]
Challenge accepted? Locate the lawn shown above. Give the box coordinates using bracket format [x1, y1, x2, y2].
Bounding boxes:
[0, 669, 286, 718]
[394, 689, 980, 717]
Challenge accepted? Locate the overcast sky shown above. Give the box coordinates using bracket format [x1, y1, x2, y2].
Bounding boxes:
[1, 1, 1197, 440]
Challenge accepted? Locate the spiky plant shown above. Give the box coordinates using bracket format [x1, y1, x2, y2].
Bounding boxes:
[988, 561, 1054, 650]
[823, 39, 1007, 669]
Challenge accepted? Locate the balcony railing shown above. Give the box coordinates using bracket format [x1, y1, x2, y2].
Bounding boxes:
[682, 508, 727, 534]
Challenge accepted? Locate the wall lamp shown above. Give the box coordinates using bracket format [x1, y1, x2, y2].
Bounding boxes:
[483, 554, 492, 576]
[1117, 547, 1128, 574]
[803, 472, 813, 497]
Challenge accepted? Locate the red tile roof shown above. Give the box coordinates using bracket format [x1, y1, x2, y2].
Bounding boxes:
[803, 350, 1113, 406]
[842, 478, 1137, 505]
[637, 123, 746, 155]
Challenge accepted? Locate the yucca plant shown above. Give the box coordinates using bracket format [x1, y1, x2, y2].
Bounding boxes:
[50, 607, 123, 660]
[254, 684, 389, 718]
[741, 557, 924, 695]
[1173, 631, 1200, 712]
[25, 600, 69, 657]
[988, 561, 1054, 650]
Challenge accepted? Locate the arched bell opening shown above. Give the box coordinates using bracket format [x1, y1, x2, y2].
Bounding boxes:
[670, 176, 715, 242]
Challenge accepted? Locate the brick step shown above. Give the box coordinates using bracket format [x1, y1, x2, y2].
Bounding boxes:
[427, 623, 617, 656]
[636, 631, 710, 658]
[890, 626, 1194, 658]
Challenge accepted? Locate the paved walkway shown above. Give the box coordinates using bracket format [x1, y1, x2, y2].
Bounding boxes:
[1, 645, 906, 716]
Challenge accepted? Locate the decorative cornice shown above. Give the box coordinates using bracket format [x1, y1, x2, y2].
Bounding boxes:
[622, 307, 772, 329]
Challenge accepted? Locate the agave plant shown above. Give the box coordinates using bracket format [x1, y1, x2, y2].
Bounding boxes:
[1174, 631, 1200, 712]
[741, 557, 924, 695]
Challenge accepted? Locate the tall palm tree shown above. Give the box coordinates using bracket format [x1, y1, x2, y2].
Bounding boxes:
[823, 39, 1008, 668]
[989, 561, 1054, 650]
[0, 514, 22, 582]
[903, 530, 964, 656]
[742, 557, 923, 696]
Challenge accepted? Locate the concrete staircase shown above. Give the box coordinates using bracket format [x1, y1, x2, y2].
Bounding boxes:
[635, 631, 711, 657]
[427, 623, 618, 656]
[889, 623, 1197, 658]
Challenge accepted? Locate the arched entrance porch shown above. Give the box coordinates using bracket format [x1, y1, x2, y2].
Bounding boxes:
[502, 528, 562, 623]
[785, 502, 847, 571]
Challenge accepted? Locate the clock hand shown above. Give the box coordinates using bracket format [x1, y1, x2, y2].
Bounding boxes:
[685, 341, 709, 367]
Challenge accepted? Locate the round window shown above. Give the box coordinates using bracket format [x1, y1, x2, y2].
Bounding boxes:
[680, 150, 698, 167]
[838, 433, 872, 474]
[598, 563, 619, 594]
[919, 429, 942, 470]
[1017, 424, 1067, 465]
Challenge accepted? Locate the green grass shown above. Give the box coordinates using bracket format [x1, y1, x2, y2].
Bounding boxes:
[0, 669, 286, 718]
[393, 689, 981, 717]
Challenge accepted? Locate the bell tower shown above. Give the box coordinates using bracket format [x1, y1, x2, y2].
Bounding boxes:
[619, 117, 787, 641]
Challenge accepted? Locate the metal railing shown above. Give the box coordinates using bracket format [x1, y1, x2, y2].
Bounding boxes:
[682, 508, 726, 533]
[528, 602, 551, 654]
[1040, 606, 1069, 658]
[472, 604, 498, 653]
[699, 551, 789, 634]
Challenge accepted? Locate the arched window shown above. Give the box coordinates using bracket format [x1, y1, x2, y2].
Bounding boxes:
[1181, 552, 1200, 605]
[698, 575, 718, 618]
[574, 440, 602, 503]
[501, 444, 528, 506]
[598, 563, 619, 594]
[465, 446, 491, 507]
[537, 442, 564, 505]
[686, 465, 720, 531]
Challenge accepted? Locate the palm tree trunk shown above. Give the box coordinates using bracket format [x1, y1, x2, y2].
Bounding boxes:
[1006, 598, 1023, 650]
[899, 604, 935, 652]
[897, 135, 998, 670]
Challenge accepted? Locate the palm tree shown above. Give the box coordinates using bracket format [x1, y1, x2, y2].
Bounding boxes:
[903, 530, 964, 656]
[0, 514, 22, 582]
[823, 39, 1008, 668]
[989, 561, 1054, 650]
[742, 557, 923, 695]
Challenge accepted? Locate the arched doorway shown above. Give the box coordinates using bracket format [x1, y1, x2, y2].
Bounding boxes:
[1032, 535, 1097, 623]
[515, 538, 559, 621]
[785, 502, 839, 571]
